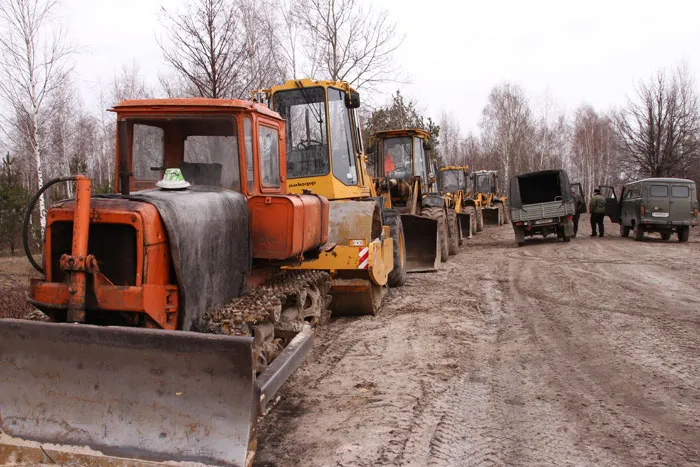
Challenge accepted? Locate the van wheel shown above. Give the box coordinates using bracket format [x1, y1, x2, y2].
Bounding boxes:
[620, 224, 631, 238]
[633, 223, 645, 241]
[678, 226, 690, 243]
[660, 231, 671, 241]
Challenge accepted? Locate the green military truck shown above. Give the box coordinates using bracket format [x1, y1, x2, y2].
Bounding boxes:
[603, 178, 698, 242]
[509, 169, 576, 246]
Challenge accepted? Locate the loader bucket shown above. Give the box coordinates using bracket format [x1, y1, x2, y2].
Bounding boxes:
[457, 212, 472, 242]
[0, 319, 257, 467]
[400, 214, 439, 273]
[482, 206, 501, 225]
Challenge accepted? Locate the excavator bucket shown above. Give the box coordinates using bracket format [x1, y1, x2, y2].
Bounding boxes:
[482, 206, 502, 225]
[0, 319, 257, 467]
[457, 212, 472, 242]
[400, 214, 439, 273]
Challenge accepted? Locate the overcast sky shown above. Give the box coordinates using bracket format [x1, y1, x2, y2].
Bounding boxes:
[65, 0, 700, 133]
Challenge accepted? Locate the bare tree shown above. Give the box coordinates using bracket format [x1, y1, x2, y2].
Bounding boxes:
[614, 65, 700, 179]
[0, 0, 72, 231]
[438, 111, 464, 166]
[295, 0, 402, 92]
[159, 0, 284, 99]
[480, 83, 535, 186]
[571, 105, 619, 198]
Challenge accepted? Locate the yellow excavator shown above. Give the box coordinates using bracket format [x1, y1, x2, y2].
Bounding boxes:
[369, 128, 458, 271]
[439, 165, 475, 242]
[254, 79, 402, 311]
[468, 169, 509, 225]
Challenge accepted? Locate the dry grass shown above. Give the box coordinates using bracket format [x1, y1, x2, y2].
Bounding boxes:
[0, 285, 32, 318]
[0, 255, 38, 319]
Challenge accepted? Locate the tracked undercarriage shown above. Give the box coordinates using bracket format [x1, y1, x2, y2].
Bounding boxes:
[200, 270, 332, 373]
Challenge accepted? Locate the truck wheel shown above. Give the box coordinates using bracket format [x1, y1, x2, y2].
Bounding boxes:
[633, 223, 645, 241]
[620, 224, 631, 238]
[514, 227, 526, 247]
[660, 231, 671, 241]
[678, 226, 690, 243]
[447, 209, 459, 255]
[383, 209, 407, 287]
[424, 207, 449, 262]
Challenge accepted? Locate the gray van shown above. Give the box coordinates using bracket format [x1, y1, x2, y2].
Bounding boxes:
[605, 178, 698, 242]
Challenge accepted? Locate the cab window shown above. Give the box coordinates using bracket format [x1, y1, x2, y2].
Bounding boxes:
[184, 135, 240, 190]
[259, 125, 280, 188]
[672, 185, 690, 198]
[132, 124, 163, 181]
[328, 88, 358, 186]
[244, 117, 254, 192]
[649, 185, 668, 197]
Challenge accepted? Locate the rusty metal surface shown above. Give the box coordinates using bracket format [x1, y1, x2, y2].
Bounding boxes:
[0, 319, 256, 466]
[327, 200, 381, 244]
[400, 214, 439, 273]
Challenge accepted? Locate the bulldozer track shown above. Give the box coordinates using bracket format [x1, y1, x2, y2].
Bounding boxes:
[199, 270, 331, 373]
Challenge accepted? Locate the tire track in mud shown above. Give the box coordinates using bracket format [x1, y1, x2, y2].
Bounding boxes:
[255, 222, 700, 467]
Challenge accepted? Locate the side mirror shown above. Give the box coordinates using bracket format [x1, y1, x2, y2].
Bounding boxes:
[423, 139, 433, 151]
[345, 91, 360, 109]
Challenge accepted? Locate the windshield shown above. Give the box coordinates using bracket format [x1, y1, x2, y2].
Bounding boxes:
[475, 173, 492, 194]
[273, 87, 329, 179]
[383, 137, 412, 180]
[413, 137, 428, 185]
[129, 116, 240, 191]
[442, 170, 460, 193]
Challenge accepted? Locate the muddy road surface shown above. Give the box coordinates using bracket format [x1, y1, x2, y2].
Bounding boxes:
[255, 216, 700, 467]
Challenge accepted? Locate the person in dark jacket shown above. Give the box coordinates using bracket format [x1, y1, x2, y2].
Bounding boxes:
[589, 188, 607, 237]
[571, 188, 586, 237]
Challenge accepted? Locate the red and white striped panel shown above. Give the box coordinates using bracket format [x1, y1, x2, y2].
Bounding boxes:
[358, 247, 369, 269]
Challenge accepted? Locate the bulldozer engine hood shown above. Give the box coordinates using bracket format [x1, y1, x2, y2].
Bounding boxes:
[113, 186, 251, 330]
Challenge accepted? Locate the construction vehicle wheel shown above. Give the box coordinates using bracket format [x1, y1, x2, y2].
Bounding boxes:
[477, 209, 484, 232]
[447, 209, 459, 255]
[423, 207, 448, 262]
[384, 209, 407, 287]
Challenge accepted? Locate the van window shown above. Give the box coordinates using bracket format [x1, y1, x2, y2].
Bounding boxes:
[649, 185, 668, 197]
[671, 185, 690, 198]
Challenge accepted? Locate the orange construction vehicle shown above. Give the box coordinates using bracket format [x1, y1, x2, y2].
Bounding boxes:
[0, 98, 342, 466]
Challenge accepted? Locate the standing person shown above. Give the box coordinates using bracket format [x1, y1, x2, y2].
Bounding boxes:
[571, 188, 586, 237]
[589, 188, 606, 237]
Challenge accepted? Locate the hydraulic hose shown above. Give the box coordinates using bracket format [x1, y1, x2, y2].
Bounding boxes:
[23, 176, 78, 274]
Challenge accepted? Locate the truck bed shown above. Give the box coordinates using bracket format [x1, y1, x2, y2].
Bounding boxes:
[510, 200, 576, 222]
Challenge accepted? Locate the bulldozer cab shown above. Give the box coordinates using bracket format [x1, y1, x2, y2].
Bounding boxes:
[113, 99, 286, 198]
[257, 79, 372, 200]
[440, 166, 469, 194]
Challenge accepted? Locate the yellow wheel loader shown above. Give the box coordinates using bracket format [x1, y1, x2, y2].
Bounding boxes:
[439, 165, 475, 243]
[254, 79, 400, 314]
[468, 170, 509, 226]
[369, 129, 458, 271]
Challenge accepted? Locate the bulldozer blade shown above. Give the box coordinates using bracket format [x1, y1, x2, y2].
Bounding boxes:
[400, 214, 439, 273]
[457, 213, 472, 242]
[482, 207, 501, 225]
[0, 319, 257, 467]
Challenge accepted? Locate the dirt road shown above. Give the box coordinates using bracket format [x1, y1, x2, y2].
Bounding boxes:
[254, 216, 700, 467]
